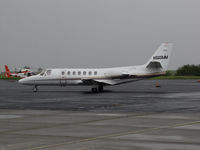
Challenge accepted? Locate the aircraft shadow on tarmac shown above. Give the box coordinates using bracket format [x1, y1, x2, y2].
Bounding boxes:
[82, 90, 168, 94]
[24, 90, 169, 94]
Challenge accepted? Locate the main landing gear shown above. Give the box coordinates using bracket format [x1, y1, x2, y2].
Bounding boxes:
[91, 85, 104, 93]
[33, 85, 38, 92]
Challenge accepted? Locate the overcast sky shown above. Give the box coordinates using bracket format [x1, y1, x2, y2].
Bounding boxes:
[0, 0, 200, 71]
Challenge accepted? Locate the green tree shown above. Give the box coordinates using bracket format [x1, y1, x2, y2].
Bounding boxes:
[175, 64, 200, 76]
[165, 70, 173, 76]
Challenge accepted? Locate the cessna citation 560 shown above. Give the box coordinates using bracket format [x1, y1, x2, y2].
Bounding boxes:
[19, 43, 173, 92]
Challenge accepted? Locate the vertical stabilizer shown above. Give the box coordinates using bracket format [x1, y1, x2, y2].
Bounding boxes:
[145, 43, 173, 71]
[5, 65, 11, 78]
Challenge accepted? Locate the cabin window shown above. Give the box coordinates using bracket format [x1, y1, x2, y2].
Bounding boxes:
[94, 71, 97, 75]
[67, 71, 70, 75]
[46, 70, 52, 76]
[89, 71, 92, 75]
[61, 71, 65, 75]
[73, 71, 76, 75]
[78, 71, 81, 75]
[83, 71, 86, 75]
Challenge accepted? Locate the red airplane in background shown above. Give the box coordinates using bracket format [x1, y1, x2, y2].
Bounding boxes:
[5, 65, 33, 78]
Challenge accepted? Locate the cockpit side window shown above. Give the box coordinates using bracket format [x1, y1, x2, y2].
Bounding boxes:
[46, 70, 52, 76]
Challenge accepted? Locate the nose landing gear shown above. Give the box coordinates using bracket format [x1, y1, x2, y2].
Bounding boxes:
[33, 86, 38, 92]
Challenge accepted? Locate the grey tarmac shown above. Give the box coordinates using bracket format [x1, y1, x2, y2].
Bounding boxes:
[0, 80, 200, 150]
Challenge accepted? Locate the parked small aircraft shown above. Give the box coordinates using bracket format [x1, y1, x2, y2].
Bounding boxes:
[19, 43, 173, 92]
[5, 65, 33, 78]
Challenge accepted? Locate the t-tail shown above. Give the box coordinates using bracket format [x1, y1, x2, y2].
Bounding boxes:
[5, 65, 11, 78]
[145, 43, 173, 72]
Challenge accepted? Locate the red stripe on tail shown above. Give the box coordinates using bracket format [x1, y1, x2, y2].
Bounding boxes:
[5, 65, 11, 78]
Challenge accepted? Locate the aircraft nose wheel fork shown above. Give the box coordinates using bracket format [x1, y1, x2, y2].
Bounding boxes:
[33, 86, 38, 92]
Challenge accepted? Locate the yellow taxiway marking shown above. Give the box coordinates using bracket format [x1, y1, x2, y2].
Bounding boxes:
[27, 120, 200, 150]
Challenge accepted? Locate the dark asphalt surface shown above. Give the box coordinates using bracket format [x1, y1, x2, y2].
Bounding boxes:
[0, 80, 200, 113]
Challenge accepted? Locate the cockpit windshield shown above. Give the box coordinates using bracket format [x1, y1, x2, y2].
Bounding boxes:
[40, 71, 45, 76]
[40, 70, 52, 76]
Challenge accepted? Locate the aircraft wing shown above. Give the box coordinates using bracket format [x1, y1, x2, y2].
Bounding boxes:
[81, 79, 115, 85]
[112, 73, 136, 79]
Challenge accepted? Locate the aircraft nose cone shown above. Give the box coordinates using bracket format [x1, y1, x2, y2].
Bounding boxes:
[18, 77, 33, 85]
[18, 78, 26, 84]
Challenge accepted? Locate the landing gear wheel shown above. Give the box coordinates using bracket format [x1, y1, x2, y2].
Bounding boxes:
[91, 88, 98, 93]
[33, 86, 38, 92]
[91, 85, 104, 93]
[98, 85, 104, 92]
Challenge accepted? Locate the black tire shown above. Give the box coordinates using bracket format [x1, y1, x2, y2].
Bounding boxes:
[91, 88, 98, 93]
[33, 86, 38, 92]
[98, 85, 104, 92]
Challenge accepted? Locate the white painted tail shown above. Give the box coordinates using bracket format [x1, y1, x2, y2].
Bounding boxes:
[146, 43, 173, 71]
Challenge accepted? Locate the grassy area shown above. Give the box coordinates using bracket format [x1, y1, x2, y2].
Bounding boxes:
[153, 76, 200, 80]
[0, 75, 20, 80]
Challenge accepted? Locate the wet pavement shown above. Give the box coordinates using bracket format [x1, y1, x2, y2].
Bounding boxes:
[0, 80, 200, 113]
[0, 80, 200, 150]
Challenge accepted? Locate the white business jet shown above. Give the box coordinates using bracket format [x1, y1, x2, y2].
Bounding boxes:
[19, 43, 173, 92]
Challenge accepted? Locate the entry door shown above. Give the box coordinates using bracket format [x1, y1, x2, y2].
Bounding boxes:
[60, 71, 66, 86]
